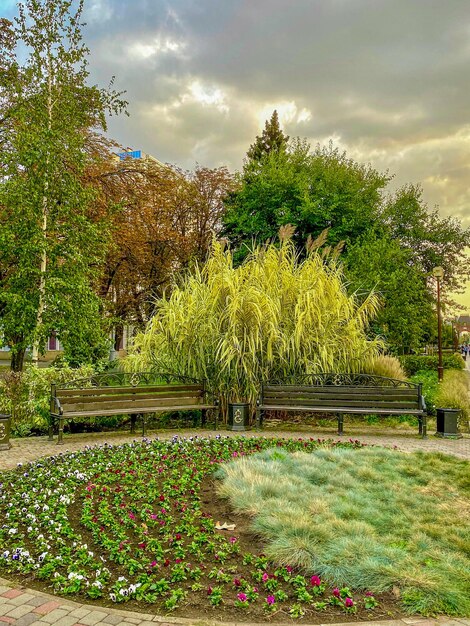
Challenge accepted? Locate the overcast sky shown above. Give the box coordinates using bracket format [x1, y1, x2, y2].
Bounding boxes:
[2, 0, 470, 306]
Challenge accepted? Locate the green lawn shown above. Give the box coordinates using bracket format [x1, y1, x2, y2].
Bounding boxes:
[216, 446, 470, 616]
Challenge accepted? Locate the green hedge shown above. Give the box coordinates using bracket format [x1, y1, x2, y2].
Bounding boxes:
[400, 353, 465, 376]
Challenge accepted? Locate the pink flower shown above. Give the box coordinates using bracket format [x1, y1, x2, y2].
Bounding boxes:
[237, 592, 248, 602]
[266, 595, 275, 605]
[310, 575, 321, 586]
[262, 572, 269, 582]
[233, 578, 241, 587]
[345, 597, 354, 607]
[150, 514, 157, 520]
[128, 512, 135, 520]
[150, 560, 157, 567]
[229, 536, 237, 544]
[332, 587, 341, 597]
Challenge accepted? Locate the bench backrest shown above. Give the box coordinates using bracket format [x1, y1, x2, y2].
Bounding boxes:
[54, 384, 206, 414]
[261, 383, 422, 411]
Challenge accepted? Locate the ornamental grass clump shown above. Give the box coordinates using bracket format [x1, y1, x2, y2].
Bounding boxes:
[125, 235, 382, 413]
[216, 446, 470, 616]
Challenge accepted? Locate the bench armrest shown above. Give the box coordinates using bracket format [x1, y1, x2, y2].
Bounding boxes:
[421, 395, 427, 413]
[50, 396, 63, 416]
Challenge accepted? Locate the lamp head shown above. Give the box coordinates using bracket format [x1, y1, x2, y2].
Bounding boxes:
[432, 266, 444, 279]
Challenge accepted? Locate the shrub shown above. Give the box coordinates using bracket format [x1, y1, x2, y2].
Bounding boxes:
[410, 370, 439, 416]
[363, 355, 407, 380]
[399, 354, 465, 376]
[125, 237, 383, 416]
[435, 370, 470, 430]
[0, 364, 95, 436]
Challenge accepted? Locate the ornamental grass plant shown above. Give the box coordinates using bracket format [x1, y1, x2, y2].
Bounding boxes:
[125, 236, 382, 415]
[216, 447, 470, 616]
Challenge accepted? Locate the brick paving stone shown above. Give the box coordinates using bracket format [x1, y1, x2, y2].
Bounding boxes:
[15, 613, 45, 626]
[6, 604, 37, 619]
[33, 601, 61, 615]
[38, 607, 71, 623]
[0, 606, 15, 618]
[78, 610, 109, 625]
[1, 588, 23, 599]
[41, 616, 80, 626]
[9, 592, 36, 605]
[0, 587, 10, 595]
[27, 596, 54, 608]
[101, 616, 123, 625]
[0, 617, 15, 624]
[69, 608, 92, 619]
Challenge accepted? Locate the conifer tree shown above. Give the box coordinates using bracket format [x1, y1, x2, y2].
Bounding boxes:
[245, 110, 289, 167]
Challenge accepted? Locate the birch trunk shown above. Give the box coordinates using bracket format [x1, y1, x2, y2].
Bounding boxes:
[31, 45, 52, 365]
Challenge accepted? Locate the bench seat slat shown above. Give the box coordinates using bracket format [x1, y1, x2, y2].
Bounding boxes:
[52, 404, 215, 419]
[261, 399, 419, 409]
[263, 392, 418, 402]
[58, 384, 201, 397]
[264, 385, 417, 395]
[259, 404, 423, 415]
[59, 390, 203, 405]
[59, 397, 205, 413]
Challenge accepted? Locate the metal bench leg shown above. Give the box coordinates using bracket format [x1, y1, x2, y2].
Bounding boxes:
[57, 418, 64, 445]
[337, 414, 344, 436]
[256, 408, 263, 429]
[48, 420, 54, 442]
[130, 414, 136, 434]
[201, 409, 207, 427]
[422, 415, 427, 439]
[141, 414, 147, 437]
[418, 416, 423, 436]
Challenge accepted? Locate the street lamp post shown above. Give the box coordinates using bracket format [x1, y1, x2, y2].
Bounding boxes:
[432, 266, 444, 382]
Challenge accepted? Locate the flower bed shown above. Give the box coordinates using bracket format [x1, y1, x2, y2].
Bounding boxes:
[0, 436, 405, 621]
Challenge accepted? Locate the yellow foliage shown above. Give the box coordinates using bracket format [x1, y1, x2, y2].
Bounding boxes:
[435, 370, 470, 428]
[125, 238, 383, 410]
[364, 355, 407, 381]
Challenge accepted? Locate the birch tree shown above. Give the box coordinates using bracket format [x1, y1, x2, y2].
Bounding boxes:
[0, 0, 126, 370]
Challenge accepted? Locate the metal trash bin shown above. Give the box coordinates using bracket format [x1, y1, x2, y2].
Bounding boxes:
[435, 408, 462, 438]
[228, 403, 250, 431]
[0, 414, 12, 451]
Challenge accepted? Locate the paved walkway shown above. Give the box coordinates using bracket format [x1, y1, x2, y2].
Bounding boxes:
[0, 427, 468, 625]
[1, 425, 469, 472]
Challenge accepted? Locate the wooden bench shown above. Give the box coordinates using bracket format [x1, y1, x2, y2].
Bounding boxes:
[49, 372, 218, 444]
[256, 374, 427, 437]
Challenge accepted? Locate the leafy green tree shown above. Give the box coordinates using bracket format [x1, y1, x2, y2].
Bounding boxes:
[345, 233, 435, 353]
[0, 0, 125, 370]
[380, 184, 470, 295]
[223, 140, 388, 258]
